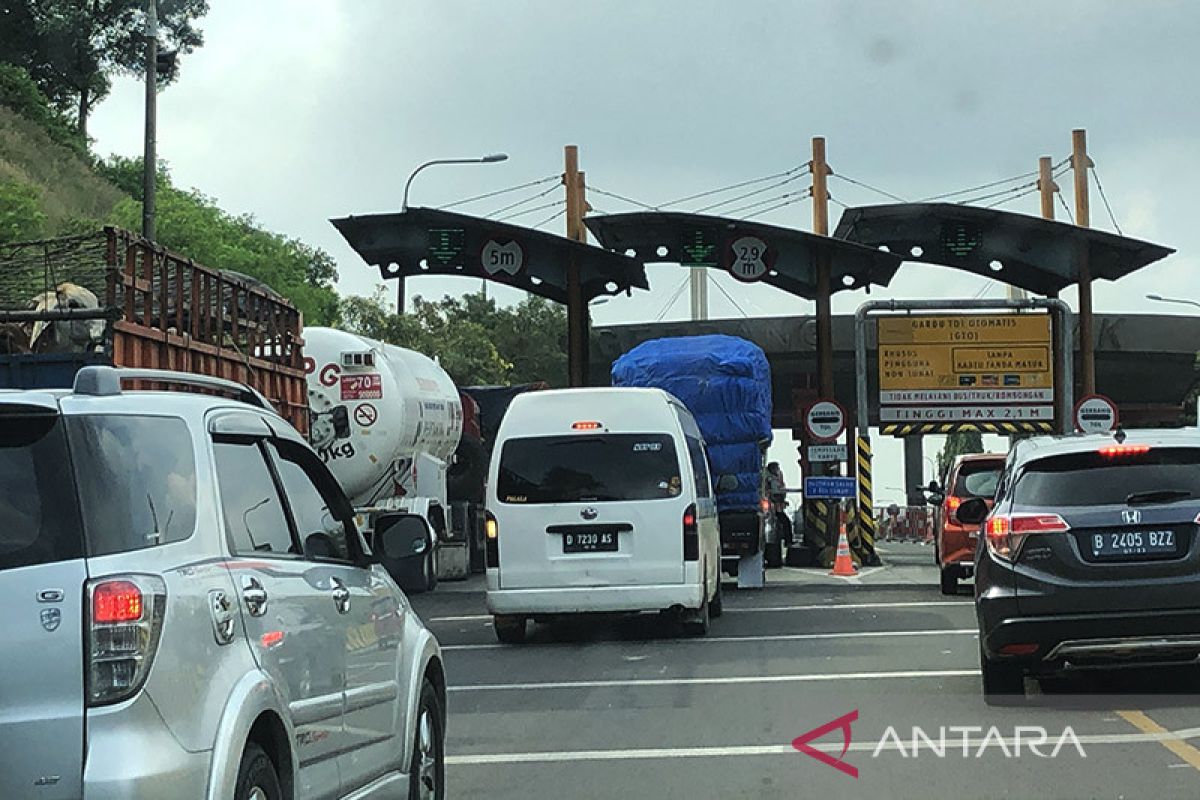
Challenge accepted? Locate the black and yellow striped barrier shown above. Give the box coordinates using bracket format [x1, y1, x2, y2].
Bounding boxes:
[880, 421, 1053, 436]
[854, 434, 881, 566]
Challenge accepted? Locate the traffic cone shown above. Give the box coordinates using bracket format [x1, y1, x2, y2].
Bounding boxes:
[830, 521, 858, 576]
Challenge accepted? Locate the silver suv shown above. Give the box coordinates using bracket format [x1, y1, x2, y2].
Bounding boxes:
[0, 367, 446, 800]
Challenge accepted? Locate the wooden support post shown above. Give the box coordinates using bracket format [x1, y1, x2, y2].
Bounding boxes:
[1038, 155, 1056, 221]
[564, 145, 587, 387]
[1039, 155, 1069, 432]
[1072, 129, 1095, 396]
[812, 136, 834, 399]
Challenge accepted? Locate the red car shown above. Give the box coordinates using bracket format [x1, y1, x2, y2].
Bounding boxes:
[935, 452, 1006, 594]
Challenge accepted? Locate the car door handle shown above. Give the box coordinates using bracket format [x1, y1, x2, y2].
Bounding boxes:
[241, 575, 268, 617]
[331, 577, 351, 615]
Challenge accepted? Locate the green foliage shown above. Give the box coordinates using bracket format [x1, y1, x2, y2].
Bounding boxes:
[0, 104, 122, 233]
[0, 178, 44, 242]
[0, 62, 86, 156]
[340, 288, 570, 388]
[1, 0, 210, 134]
[105, 158, 341, 325]
[937, 430, 985, 480]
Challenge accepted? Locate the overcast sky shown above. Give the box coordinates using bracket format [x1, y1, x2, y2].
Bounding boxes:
[89, 1, 1200, 503]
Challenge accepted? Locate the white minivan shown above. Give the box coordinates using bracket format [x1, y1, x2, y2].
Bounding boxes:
[484, 388, 725, 643]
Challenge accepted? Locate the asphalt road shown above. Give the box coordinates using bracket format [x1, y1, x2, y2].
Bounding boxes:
[411, 543, 1200, 800]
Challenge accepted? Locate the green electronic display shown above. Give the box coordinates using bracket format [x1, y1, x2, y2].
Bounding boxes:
[680, 227, 718, 268]
[427, 228, 466, 265]
[940, 222, 983, 258]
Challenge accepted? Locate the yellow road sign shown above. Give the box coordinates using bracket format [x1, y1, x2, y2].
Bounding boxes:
[877, 314, 1053, 392]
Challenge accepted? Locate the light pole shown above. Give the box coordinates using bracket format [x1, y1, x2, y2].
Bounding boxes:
[142, 0, 158, 240]
[397, 153, 508, 313]
[1147, 294, 1200, 311]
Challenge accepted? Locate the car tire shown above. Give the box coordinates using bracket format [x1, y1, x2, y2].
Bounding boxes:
[494, 615, 527, 644]
[709, 577, 724, 618]
[235, 742, 281, 800]
[763, 541, 783, 568]
[980, 646, 1025, 706]
[408, 678, 445, 800]
[939, 566, 959, 595]
[682, 600, 710, 637]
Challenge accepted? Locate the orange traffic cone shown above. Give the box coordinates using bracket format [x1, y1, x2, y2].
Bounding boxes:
[830, 522, 858, 576]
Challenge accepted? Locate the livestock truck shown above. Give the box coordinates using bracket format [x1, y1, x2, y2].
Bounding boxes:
[611, 334, 774, 586]
[0, 229, 463, 591]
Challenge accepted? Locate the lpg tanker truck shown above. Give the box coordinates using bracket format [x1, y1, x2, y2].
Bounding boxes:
[303, 327, 465, 591]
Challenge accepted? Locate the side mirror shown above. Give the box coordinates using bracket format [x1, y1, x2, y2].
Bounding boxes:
[926, 492, 944, 507]
[373, 513, 433, 592]
[955, 497, 989, 525]
[716, 474, 739, 493]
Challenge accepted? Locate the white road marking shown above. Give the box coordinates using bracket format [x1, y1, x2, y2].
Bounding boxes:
[428, 600, 973, 623]
[448, 667, 980, 692]
[441, 627, 977, 652]
[725, 600, 973, 614]
[446, 727, 1200, 766]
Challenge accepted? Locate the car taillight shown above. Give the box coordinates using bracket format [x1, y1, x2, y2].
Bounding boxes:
[683, 504, 699, 561]
[984, 513, 1070, 561]
[484, 510, 499, 568]
[87, 575, 166, 707]
[760, 497, 770, 513]
[945, 496, 962, 512]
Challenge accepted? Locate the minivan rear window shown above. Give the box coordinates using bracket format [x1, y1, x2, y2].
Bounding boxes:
[1014, 447, 1200, 507]
[0, 413, 83, 571]
[498, 434, 682, 504]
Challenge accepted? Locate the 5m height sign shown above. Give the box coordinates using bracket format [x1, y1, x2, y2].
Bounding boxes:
[876, 313, 1055, 427]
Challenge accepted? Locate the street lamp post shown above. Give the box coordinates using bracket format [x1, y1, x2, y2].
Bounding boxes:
[397, 153, 509, 313]
[1146, 294, 1200, 311]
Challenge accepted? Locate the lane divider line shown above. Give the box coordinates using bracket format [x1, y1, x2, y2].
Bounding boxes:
[448, 667, 980, 692]
[442, 628, 978, 652]
[428, 600, 974, 623]
[1117, 710, 1200, 773]
[446, 727, 1200, 766]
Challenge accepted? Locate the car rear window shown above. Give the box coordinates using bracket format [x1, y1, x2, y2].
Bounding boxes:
[498, 434, 682, 504]
[952, 460, 1003, 498]
[68, 416, 198, 556]
[0, 412, 84, 571]
[1014, 447, 1200, 507]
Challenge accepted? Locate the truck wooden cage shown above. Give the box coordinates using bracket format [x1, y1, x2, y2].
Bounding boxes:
[0, 227, 308, 433]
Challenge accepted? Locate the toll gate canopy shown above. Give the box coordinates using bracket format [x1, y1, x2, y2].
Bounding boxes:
[585, 212, 902, 298]
[832, 203, 1174, 294]
[332, 207, 648, 303]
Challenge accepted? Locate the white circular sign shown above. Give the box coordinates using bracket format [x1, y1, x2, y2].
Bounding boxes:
[729, 236, 769, 281]
[1074, 394, 1118, 434]
[481, 239, 524, 276]
[806, 399, 846, 442]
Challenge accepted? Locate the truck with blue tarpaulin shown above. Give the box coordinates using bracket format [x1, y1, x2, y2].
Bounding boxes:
[612, 334, 773, 573]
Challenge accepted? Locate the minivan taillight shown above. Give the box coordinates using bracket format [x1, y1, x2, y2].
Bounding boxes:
[484, 510, 500, 569]
[87, 575, 166, 706]
[683, 504, 699, 561]
[984, 513, 1070, 561]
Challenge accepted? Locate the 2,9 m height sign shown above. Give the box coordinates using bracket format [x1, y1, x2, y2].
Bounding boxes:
[877, 313, 1055, 432]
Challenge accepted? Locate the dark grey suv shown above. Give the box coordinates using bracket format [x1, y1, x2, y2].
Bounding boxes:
[964, 430, 1200, 705]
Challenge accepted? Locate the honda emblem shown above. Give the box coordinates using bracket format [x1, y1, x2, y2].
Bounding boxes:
[1121, 509, 1142, 525]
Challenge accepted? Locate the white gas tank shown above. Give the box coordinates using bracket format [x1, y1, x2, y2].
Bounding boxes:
[302, 327, 463, 505]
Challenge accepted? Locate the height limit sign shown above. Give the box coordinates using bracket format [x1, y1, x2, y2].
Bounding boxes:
[805, 399, 846, 443]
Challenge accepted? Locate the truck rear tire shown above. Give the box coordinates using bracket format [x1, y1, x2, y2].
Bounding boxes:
[763, 541, 783, 569]
[682, 601, 710, 637]
[939, 565, 959, 595]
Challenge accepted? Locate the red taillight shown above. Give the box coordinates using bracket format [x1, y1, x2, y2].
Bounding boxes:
[1098, 444, 1151, 457]
[985, 513, 1070, 561]
[760, 497, 770, 513]
[261, 630, 285, 648]
[946, 496, 963, 512]
[572, 421, 602, 430]
[1000, 643, 1039, 656]
[683, 504, 699, 561]
[485, 510, 500, 568]
[93, 580, 143, 623]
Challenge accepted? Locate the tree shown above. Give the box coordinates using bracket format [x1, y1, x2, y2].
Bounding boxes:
[339, 288, 574, 388]
[936, 430, 985, 482]
[0, 0, 209, 137]
[0, 180, 46, 242]
[102, 157, 342, 325]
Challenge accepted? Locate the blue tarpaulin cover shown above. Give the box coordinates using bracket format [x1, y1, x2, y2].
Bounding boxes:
[611, 335, 772, 511]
